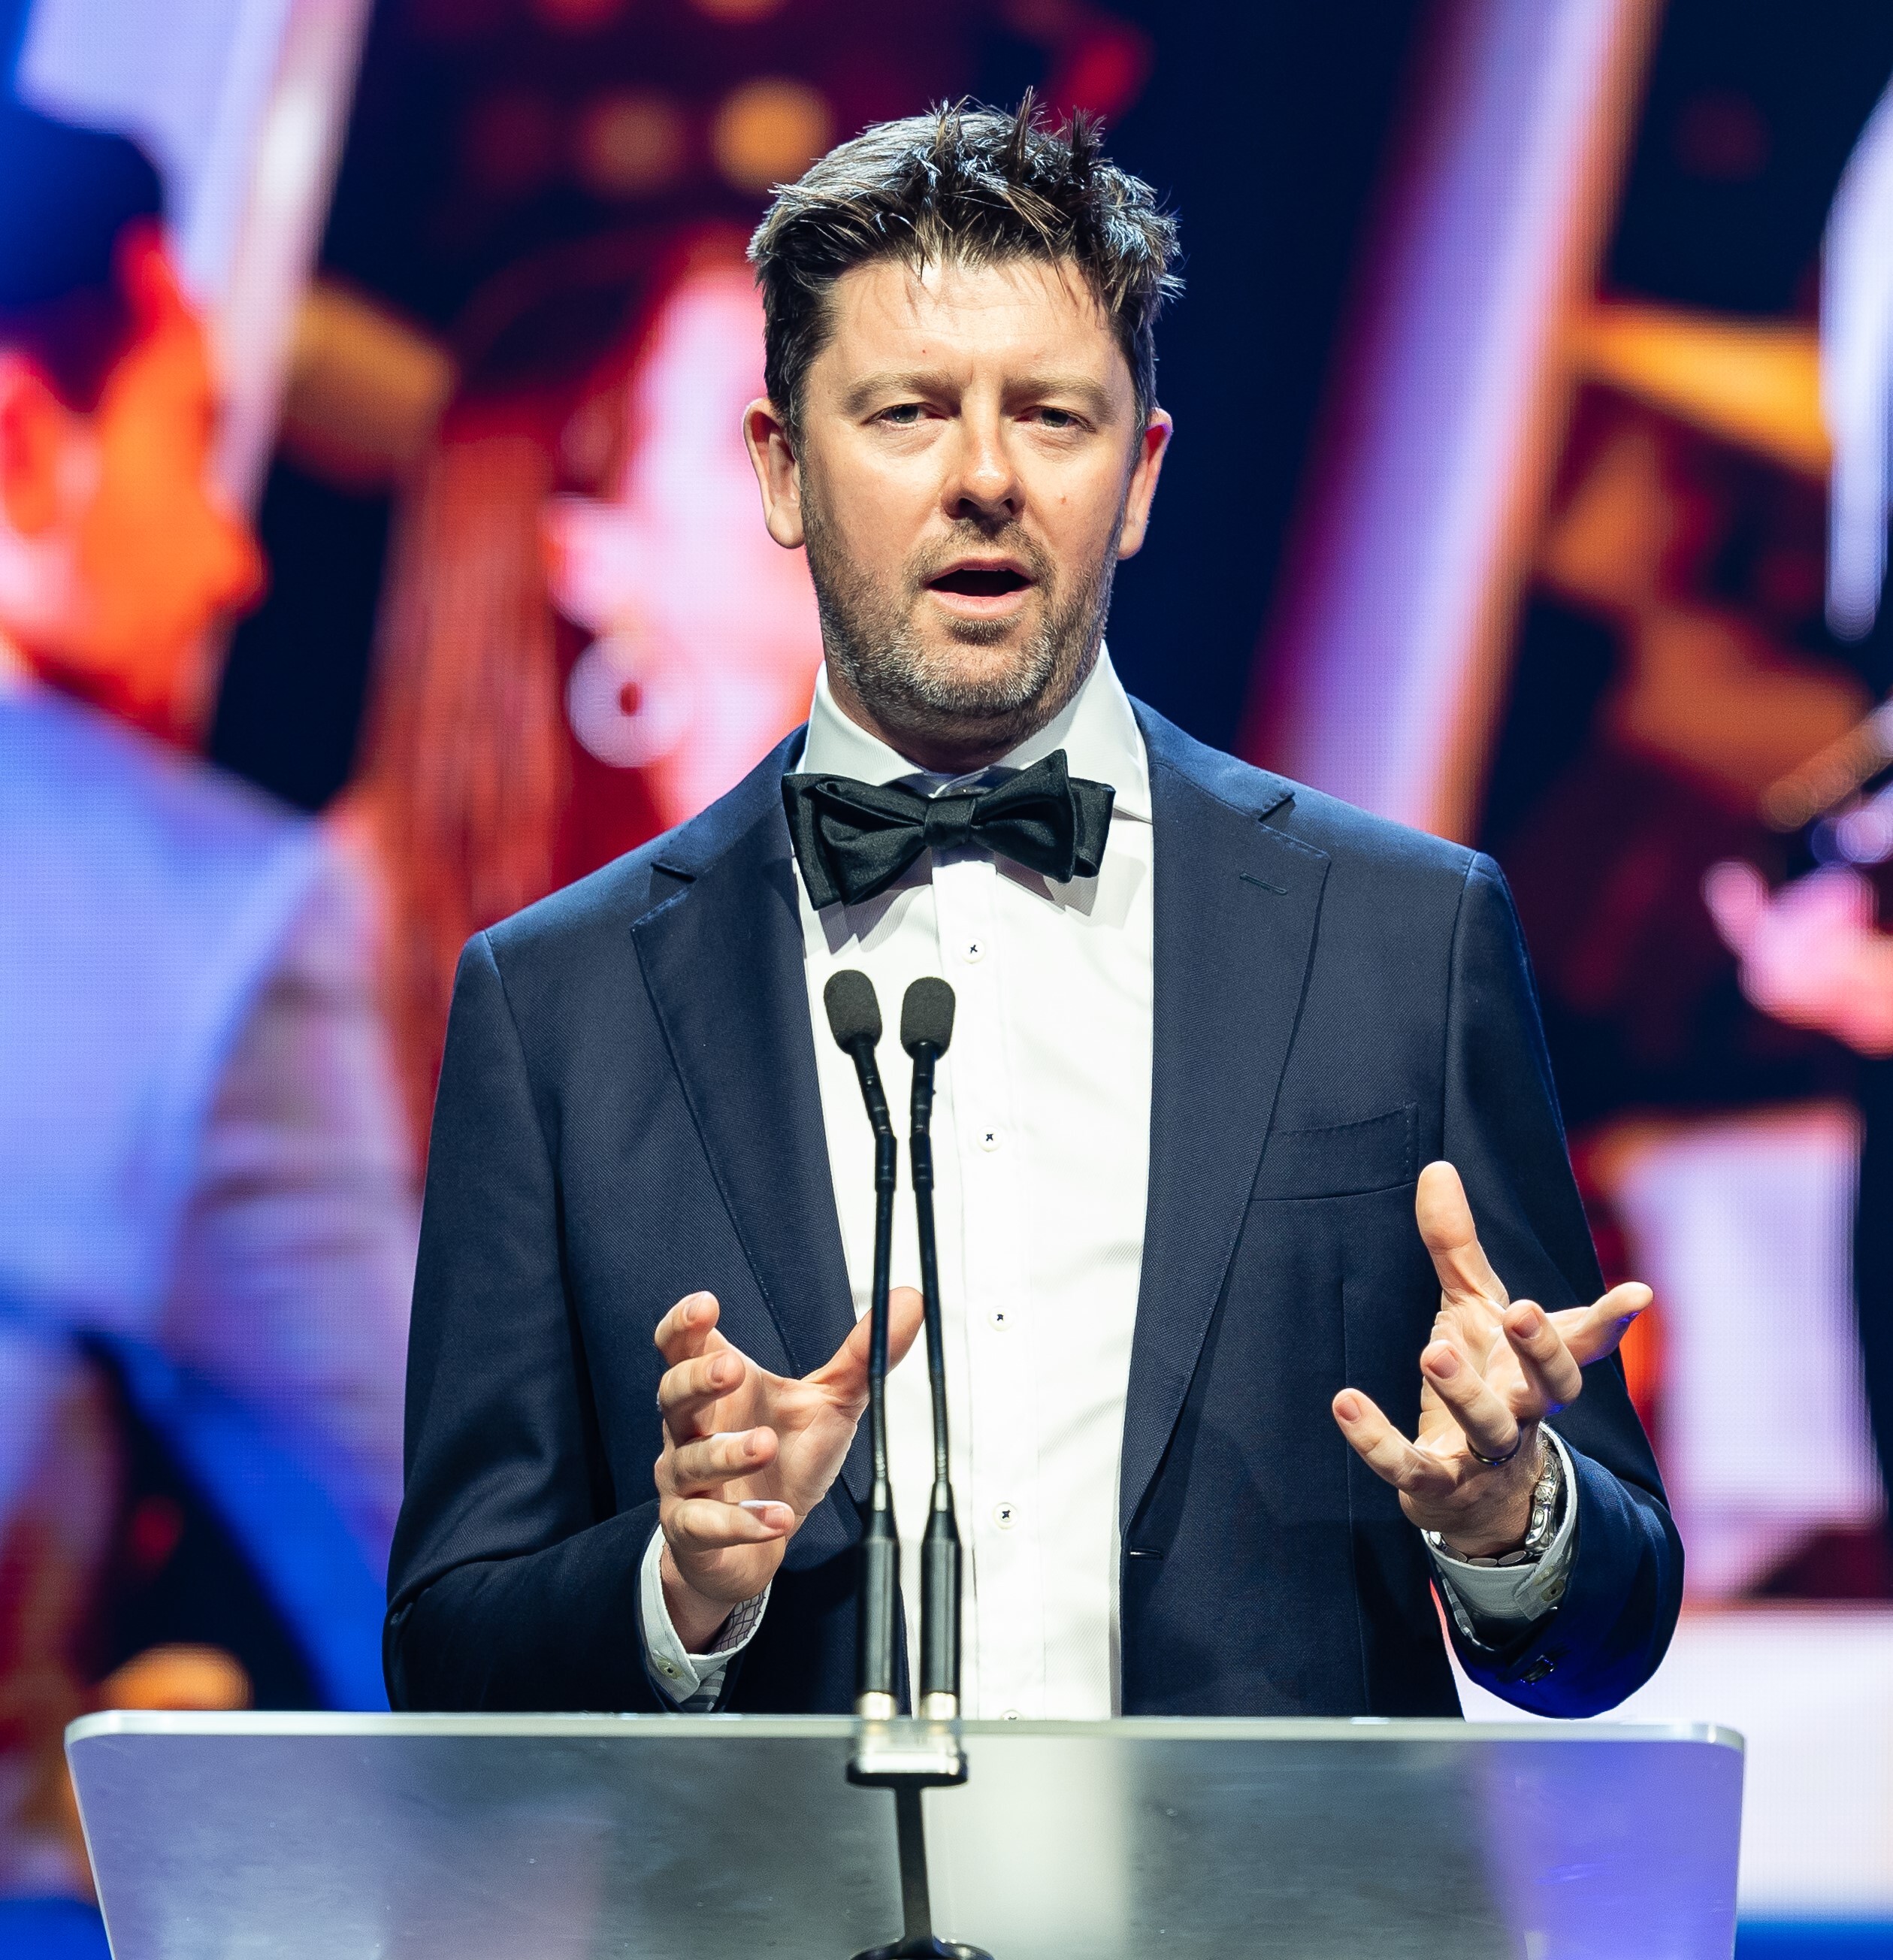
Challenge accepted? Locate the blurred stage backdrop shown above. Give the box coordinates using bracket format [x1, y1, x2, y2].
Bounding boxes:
[5, 0, 1893, 1952]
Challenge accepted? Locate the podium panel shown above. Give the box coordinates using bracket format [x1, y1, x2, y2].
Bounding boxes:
[67, 1713, 1741, 1959]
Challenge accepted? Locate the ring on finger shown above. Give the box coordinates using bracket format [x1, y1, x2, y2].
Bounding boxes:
[1466, 1435, 1521, 1467]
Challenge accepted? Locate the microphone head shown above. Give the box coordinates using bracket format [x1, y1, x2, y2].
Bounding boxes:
[824, 968, 882, 1051]
[900, 976, 956, 1057]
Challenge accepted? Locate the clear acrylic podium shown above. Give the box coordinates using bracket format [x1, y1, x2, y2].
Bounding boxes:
[67, 1711, 1743, 1958]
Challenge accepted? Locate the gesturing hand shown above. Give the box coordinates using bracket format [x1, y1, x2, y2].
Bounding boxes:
[1330, 1162, 1650, 1556]
[653, 1287, 924, 1650]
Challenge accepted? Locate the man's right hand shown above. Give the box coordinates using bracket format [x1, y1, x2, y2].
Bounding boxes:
[653, 1287, 924, 1651]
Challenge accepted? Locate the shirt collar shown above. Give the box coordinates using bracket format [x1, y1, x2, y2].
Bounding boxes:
[798, 643, 1151, 823]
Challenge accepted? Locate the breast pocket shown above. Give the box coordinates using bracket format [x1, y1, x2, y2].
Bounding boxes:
[1250, 1103, 1418, 1202]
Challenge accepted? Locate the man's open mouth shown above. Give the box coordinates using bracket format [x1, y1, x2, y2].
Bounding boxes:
[928, 565, 1033, 597]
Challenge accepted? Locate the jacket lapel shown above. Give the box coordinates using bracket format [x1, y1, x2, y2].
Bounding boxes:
[1120, 707, 1330, 1533]
[629, 734, 864, 1499]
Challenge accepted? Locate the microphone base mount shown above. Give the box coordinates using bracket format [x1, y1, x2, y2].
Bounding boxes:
[845, 1752, 993, 1960]
[847, 1714, 967, 1789]
[846, 1719, 990, 1959]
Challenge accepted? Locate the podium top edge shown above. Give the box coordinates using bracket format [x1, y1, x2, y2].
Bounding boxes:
[66, 1710, 1744, 1753]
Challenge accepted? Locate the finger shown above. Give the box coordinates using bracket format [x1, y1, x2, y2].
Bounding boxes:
[815, 1287, 927, 1397]
[1332, 1389, 1454, 1497]
[658, 1349, 745, 1438]
[1415, 1162, 1509, 1311]
[667, 1496, 792, 1550]
[1499, 1301, 1583, 1417]
[668, 1428, 779, 1496]
[1420, 1339, 1521, 1462]
[1550, 1282, 1652, 1367]
[654, 1291, 720, 1366]
[1787, 866, 1874, 927]
[1701, 859, 1765, 954]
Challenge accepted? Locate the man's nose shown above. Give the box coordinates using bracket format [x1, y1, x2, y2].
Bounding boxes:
[943, 416, 1022, 525]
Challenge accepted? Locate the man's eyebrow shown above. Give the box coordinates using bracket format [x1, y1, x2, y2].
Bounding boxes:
[836, 370, 1119, 417]
[1005, 373, 1117, 416]
[837, 369, 954, 414]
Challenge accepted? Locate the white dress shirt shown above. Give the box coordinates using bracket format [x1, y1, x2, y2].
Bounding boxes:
[640, 650, 1574, 1712]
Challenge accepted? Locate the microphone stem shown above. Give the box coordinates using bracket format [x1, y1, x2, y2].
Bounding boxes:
[850, 1042, 900, 1710]
[909, 1055, 951, 1490]
[909, 1044, 961, 1710]
[869, 1126, 896, 1492]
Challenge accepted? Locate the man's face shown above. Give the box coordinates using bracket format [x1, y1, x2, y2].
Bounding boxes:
[745, 253, 1169, 766]
[0, 240, 262, 739]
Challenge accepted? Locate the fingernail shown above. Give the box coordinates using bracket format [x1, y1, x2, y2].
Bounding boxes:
[1428, 1347, 1459, 1378]
[1335, 1393, 1361, 1422]
[1513, 1306, 1542, 1334]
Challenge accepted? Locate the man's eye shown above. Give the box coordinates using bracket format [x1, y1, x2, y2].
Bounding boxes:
[878, 403, 924, 425]
[1033, 408, 1078, 430]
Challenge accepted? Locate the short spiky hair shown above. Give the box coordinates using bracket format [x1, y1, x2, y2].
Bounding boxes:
[749, 96, 1181, 437]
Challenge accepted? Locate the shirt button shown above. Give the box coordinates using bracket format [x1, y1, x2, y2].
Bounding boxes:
[989, 1306, 1010, 1330]
[962, 938, 985, 963]
[1002, 1708, 1022, 1721]
[980, 1127, 1003, 1152]
[994, 1502, 1018, 1529]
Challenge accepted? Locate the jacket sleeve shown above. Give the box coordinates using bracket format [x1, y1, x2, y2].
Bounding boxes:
[383, 930, 665, 1712]
[1440, 854, 1683, 1717]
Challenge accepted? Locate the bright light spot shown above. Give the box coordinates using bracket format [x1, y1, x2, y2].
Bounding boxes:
[574, 91, 688, 198]
[710, 77, 831, 195]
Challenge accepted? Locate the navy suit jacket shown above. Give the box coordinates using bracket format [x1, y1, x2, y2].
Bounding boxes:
[386, 703, 1681, 1720]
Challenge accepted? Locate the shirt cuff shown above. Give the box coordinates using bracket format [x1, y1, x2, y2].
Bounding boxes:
[1427, 1427, 1577, 1632]
[637, 1526, 770, 1707]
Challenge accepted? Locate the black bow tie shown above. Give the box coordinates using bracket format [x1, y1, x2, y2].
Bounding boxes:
[782, 749, 1116, 909]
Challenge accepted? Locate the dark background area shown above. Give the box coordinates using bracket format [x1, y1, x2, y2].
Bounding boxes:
[1607, 0, 1893, 319]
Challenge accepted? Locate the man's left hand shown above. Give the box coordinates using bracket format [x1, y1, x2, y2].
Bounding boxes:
[1331, 1161, 1650, 1556]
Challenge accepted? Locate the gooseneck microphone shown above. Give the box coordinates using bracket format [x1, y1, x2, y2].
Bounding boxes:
[833, 972, 989, 1960]
[824, 969, 900, 1718]
[900, 978, 962, 1720]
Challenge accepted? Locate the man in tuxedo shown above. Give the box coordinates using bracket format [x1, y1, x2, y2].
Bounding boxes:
[387, 101, 1680, 1721]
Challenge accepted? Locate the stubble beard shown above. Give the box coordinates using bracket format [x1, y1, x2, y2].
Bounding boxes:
[800, 476, 1125, 764]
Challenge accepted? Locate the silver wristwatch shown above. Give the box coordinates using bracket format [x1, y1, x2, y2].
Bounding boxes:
[1424, 1438, 1565, 1570]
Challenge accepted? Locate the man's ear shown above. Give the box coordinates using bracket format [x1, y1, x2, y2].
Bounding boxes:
[0, 358, 76, 540]
[1116, 408, 1174, 561]
[743, 397, 805, 549]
